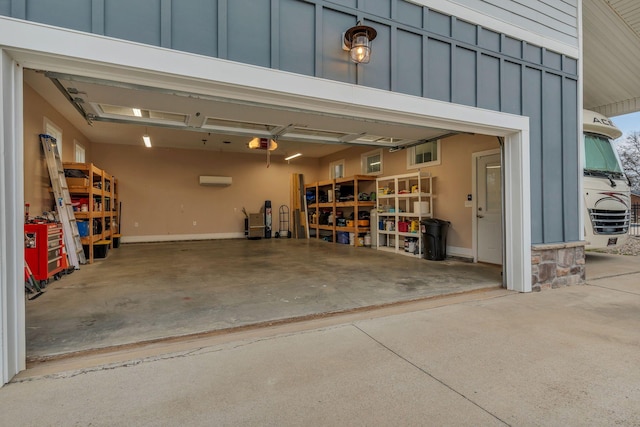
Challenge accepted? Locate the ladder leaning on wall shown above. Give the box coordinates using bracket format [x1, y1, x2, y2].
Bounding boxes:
[39, 134, 87, 269]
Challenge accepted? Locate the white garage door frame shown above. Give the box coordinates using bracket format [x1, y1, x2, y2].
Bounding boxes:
[0, 16, 531, 385]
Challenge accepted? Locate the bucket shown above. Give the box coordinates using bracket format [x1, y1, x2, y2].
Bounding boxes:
[77, 220, 89, 237]
[364, 232, 372, 247]
[408, 238, 416, 254]
[349, 232, 355, 246]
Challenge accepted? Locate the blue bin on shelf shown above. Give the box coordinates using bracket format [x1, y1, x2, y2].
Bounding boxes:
[77, 221, 89, 237]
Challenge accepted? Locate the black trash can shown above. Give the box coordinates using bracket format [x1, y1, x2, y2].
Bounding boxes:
[421, 219, 450, 261]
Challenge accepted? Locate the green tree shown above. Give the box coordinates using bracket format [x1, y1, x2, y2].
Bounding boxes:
[616, 131, 640, 191]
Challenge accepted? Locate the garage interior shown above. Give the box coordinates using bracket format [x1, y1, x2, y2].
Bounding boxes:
[23, 67, 503, 362]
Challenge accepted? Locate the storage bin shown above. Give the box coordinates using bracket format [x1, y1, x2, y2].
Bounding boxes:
[337, 232, 350, 244]
[77, 221, 89, 237]
[66, 177, 89, 187]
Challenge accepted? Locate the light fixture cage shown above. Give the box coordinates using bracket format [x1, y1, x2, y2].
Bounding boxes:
[344, 24, 377, 64]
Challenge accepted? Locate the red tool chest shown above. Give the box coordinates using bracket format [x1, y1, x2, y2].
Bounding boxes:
[25, 222, 66, 284]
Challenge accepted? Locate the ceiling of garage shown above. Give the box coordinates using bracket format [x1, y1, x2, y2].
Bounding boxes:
[24, 69, 452, 158]
[24, 1, 640, 156]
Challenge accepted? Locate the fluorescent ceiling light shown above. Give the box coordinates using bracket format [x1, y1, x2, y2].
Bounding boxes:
[132, 108, 142, 117]
[285, 153, 302, 161]
[370, 161, 381, 166]
[143, 134, 152, 148]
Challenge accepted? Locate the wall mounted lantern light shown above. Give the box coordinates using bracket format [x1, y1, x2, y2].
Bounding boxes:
[343, 22, 377, 64]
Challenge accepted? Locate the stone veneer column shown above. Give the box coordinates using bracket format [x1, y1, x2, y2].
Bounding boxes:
[531, 242, 586, 291]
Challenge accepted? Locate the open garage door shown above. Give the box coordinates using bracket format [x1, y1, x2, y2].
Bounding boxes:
[1, 22, 531, 384]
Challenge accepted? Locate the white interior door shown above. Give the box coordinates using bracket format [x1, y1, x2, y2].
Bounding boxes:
[477, 153, 503, 264]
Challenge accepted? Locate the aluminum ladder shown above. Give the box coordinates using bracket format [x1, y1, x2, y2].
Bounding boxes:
[39, 134, 87, 268]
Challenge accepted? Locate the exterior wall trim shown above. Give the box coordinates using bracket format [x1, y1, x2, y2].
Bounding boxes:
[0, 50, 25, 387]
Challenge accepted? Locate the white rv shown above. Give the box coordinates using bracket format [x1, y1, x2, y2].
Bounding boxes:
[583, 110, 631, 249]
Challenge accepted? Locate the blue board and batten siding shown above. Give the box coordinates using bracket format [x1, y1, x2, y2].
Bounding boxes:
[0, 0, 580, 245]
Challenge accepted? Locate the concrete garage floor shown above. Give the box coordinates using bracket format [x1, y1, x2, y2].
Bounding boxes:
[26, 238, 502, 360]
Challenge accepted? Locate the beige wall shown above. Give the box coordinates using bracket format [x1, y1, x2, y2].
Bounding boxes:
[23, 83, 93, 217]
[318, 135, 500, 252]
[92, 143, 320, 238]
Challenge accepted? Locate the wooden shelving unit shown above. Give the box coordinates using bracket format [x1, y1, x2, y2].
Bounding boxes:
[63, 162, 119, 263]
[305, 175, 376, 245]
[375, 171, 433, 257]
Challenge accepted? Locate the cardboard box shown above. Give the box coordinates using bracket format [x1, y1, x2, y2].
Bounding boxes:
[67, 177, 89, 187]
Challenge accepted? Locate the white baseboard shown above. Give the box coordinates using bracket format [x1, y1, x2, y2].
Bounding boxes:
[447, 246, 474, 260]
[121, 232, 245, 243]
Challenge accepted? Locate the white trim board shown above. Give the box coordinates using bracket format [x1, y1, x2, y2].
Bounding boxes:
[447, 246, 474, 259]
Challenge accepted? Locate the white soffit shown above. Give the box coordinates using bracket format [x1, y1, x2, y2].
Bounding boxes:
[583, 0, 640, 116]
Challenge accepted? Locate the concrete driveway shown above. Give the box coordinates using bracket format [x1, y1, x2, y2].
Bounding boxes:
[1, 252, 639, 426]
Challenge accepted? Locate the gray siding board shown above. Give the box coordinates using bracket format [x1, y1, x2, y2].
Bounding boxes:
[171, 0, 218, 57]
[428, 9, 451, 37]
[563, 56, 577, 75]
[501, 60, 521, 115]
[426, 38, 451, 102]
[523, 43, 542, 64]
[453, 46, 476, 107]
[478, 54, 500, 111]
[362, 0, 390, 19]
[218, 0, 227, 59]
[227, 0, 270, 68]
[0, 0, 9, 15]
[280, 0, 315, 76]
[104, 0, 161, 46]
[26, 0, 91, 32]
[327, 0, 356, 8]
[321, 8, 354, 84]
[541, 72, 564, 242]
[10, 0, 24, 18]
[454, 18, 476, 45]
[543, 49, 562, 71]
[562, 78, 580, 242]
[361, 19, 391, 90]
[396, 0, 421, 28]
[396, 29, 422, 96]
[502, 35, 522, 59]
[160, 0, 171, 48]
[523, 66, 543, 244]
[91, 0, 104, 34]
[479, 27, 500, 51]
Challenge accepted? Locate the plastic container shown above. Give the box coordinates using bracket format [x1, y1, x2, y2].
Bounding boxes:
[421, 219, 450, 261]
[77, 221, 89, 237]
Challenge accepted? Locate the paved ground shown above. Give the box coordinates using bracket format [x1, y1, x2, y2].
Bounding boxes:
[2, 251, 638, 426]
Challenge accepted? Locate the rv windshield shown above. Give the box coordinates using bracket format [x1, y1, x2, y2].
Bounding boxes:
[584, 133, 624, 175]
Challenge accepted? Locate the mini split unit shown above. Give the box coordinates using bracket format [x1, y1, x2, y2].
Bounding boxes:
[198, 176, 232, 186]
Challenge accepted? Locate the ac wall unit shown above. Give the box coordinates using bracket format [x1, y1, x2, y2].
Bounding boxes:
[199, 176, 232, 186]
